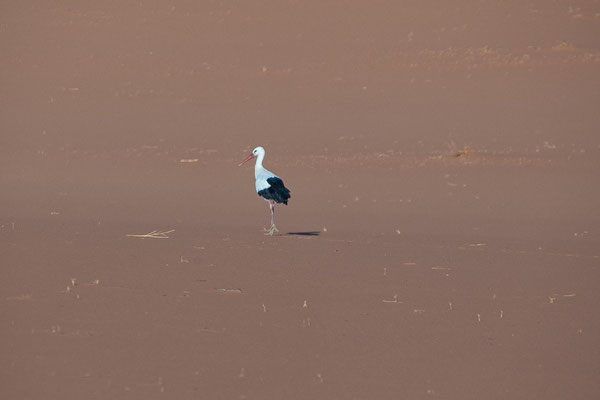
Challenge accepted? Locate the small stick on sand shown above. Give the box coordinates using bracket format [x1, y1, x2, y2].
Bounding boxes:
[126, 229, 174, 239]
[6, 294, 33, 301]
[382, 294, 401, 303]
[197, 327, 223, 334]
[215, 288, 242, 294]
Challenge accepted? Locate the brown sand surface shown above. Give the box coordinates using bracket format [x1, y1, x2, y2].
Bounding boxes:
[2, 1, 600, 399]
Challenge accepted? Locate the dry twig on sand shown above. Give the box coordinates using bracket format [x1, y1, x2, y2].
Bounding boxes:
[215, 288, 243, 294]
[126, 229, 174, 239]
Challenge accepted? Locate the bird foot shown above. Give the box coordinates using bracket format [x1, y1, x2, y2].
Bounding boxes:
[264, 224, 279, 236]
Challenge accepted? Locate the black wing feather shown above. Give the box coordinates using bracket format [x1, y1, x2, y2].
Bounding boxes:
[257, 177, 291, 204]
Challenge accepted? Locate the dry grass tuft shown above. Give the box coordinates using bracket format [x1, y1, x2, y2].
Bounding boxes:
[126, 229, 174, 239]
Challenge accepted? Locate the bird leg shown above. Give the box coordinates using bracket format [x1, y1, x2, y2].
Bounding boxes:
[264, 200, 279, 235]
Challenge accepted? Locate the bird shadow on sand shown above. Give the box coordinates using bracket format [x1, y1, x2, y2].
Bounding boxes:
[286, 231, 321, 236]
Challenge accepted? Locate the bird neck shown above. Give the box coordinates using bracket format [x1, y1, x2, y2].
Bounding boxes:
[254, 152, 265, 170]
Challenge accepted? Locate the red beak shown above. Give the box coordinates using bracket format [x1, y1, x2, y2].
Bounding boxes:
[238, 153, 255, 166]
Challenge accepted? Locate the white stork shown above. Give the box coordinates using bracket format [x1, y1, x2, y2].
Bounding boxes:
[239, 146, 291, 235]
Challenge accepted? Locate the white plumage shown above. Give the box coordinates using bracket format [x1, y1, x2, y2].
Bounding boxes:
[254, 156, 279, 192]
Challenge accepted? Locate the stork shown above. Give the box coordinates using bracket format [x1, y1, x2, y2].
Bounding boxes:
[239, 146, 291, 235]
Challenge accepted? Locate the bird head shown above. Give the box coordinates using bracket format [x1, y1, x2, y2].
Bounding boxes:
[238, 146, 265, 166]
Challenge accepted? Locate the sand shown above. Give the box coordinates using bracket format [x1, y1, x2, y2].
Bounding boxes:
[2, 1, 599, 399]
